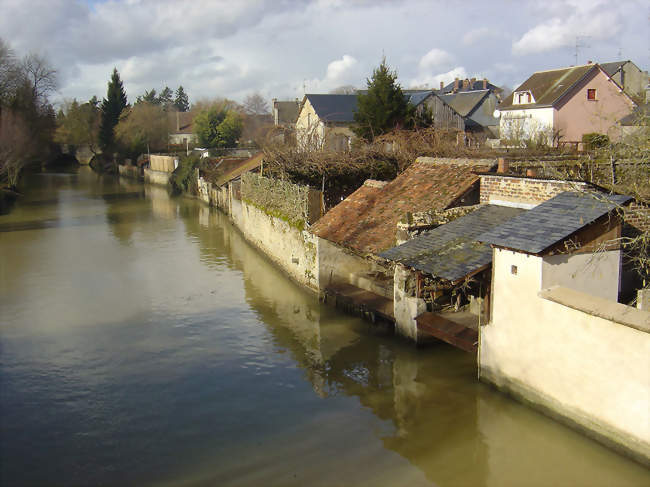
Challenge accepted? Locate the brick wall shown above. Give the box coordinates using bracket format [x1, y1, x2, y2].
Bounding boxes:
[624, 202, 650, 233]
[480, 175, 589, 207]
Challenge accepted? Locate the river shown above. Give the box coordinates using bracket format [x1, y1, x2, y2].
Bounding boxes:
[1, 168, 648, 486]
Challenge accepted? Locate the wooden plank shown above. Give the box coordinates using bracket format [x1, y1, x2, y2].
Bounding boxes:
[416, 312, 478, 353]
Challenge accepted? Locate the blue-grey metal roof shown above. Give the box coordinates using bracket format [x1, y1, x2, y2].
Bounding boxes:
[404, 90, 434, 107]
[305, 94, 358, 122]
[479, 191, 632, 254]
[379, 205, 525, 282]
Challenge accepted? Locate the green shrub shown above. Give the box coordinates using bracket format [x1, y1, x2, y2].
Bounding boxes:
[170, 154, 201, 194]
[582, 133, 610, 150]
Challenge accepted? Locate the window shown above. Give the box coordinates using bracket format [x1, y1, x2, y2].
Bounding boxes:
[587, 88, 597, 100]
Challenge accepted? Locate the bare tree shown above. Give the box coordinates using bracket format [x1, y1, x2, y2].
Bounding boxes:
[243, 93, 270, 115]
[0, 109, 33, 188]
[0, 38, 23, 105]
[329, 85, 357, 95]
[21, 52, 57, 106]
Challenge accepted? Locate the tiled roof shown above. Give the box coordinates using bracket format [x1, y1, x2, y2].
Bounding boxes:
[216, 152, 263, 186]
[380, 205, 524, 282]
[479, 191, 632, 254]
[440, 79, 500, 94]
[440, 91, 489, 117]
[311, 160, 487, 254]
[600, 60, 627, 77]
[499, 64, 597, 110]
[305, 94, 358, 123]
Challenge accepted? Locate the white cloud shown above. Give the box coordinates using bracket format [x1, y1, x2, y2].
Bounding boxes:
[512, 4, 622, 55]
[462, 27, 491, 46]
[0, 0, 645, 105]
[409, 67, 468, 90]
[326, 55, 359, 82]
[418, 48, 454, 70]
[302, 55, 362, 93]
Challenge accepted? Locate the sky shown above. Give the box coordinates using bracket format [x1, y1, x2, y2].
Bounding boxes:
[1, 0, 648, 107]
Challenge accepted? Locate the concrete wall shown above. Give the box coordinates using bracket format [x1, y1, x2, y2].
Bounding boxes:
[480, 247, 650, 464]
[229, 198, 320, 291]
[393, 264, 427, 341]
[542, 250, 621, 301]
[144, 168, 171, 186]
[317, 237, 393, 298]
[149, 155, 178, 173]
[479, 175, 589, 208]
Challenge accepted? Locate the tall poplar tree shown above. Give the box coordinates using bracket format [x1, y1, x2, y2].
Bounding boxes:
[353, 59, 411, 141]
[99, 68, 128, 151]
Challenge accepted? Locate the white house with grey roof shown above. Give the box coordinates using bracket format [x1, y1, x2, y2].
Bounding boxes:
[498, 63, 636, 147]
[478, 191, 650, 465]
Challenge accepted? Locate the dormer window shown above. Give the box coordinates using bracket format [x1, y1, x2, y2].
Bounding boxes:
[587, 89, 597, 100]
[514, 90, 534, 105]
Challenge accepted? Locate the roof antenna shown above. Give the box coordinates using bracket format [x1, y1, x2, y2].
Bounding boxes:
[303, 79, 307, 95]
[574, 35, 591, 65]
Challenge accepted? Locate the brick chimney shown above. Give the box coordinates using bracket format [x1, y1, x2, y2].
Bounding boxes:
[462, 79, 469, 90]
[483, 78, 487, 90]
[497, 157, 509, 174]
[440, 81, 444, 90]
[470, 77, 476, 88]
[454, 78, 459, 92]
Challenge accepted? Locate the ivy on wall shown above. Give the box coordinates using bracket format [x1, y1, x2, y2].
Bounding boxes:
[241, 173, 310, 229]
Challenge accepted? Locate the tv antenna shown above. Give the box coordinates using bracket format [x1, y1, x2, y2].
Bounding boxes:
[574, 36, 591, 65]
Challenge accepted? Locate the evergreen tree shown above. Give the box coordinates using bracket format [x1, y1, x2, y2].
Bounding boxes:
[174, 86, 189, 112]
[158, 86, 173, 109]
[353, 59, 411, 141]
[99, 68, 128, 151]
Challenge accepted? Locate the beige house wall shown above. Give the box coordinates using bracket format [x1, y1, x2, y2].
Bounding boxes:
[541, 251, 621, 301]
[556, 70, 636, 143]
[296, 99, 354, 150]
[480, 247, 650, 464]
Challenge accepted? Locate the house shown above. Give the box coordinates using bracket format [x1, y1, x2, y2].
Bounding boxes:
[272, 98, 300, 126]
[439, 77, 503, 98]
[312, 157, 493, 317]
[439, 90, 500, 138]
[617, 102, 649, 139]
[295, 94, 358, 150]
[600, 60, 648, 102]
[380, 204, 524, 343]
[404, 90, 465, 131]
[168, 111, 197, 146]
[478, 190, 650, 465]
[498, 63, 636, 147]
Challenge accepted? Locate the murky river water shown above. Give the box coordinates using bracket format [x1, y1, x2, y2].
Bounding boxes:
[1, 168, 648, 486]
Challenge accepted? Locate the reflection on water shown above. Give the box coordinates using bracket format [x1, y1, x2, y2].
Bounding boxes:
[1, 168, 648, 486]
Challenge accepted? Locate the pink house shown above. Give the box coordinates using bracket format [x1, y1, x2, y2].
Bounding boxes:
[499, 63, 636, 147]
